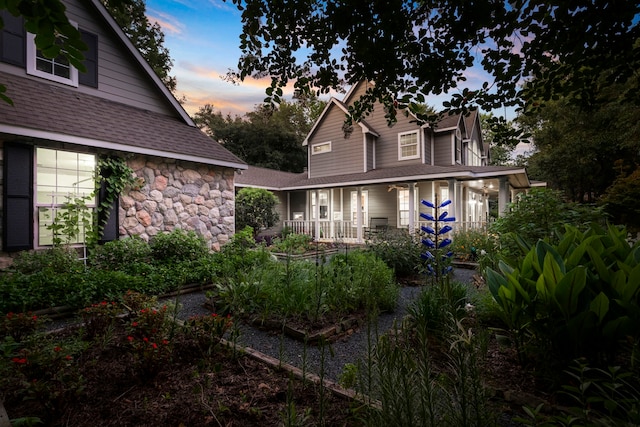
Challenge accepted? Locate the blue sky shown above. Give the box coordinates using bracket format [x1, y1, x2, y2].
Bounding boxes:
[146, 0, 290, 117]
[145, 0, 501, 120]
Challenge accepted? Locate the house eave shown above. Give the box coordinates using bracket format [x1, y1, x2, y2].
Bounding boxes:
[279, 168, 528, 191]
[0, 124, 248, 170]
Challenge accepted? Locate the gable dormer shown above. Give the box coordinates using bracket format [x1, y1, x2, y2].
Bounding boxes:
[0, 1, 186, 119]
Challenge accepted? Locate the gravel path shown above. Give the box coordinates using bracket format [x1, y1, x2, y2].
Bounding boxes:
[167, 268, 477, 382]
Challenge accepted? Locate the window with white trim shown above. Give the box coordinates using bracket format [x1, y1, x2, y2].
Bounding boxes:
[398, 131, 420, 160]
[311, 141, 332, 155]
[36, 148, 96, 246]
[455, 130, 462, 164]
[397, 188, 419, 227]
[311, 190, 329, 220]
[26, 23, 79, 87]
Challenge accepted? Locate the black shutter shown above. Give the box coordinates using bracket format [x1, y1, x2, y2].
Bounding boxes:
[0, 11, 26, 66]
[3, 143, 33, 251]
[79, 30, 98, 88]
[98, 169, 118, 243]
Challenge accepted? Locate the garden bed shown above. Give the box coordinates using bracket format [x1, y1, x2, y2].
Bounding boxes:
[1, 298, 364, 427]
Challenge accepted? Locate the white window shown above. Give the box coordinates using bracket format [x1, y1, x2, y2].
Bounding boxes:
[26, 24, 79, 87]
[351, 191, 368, 227]
[440, 186, 450, 206]
[455, 130, 462, 164]
[36, 148, 96, 246]
[311, 190, 329, 220]
[398, 188, 419, 227]
[398, 131, 420, 160]
[311, 141, 332, 155]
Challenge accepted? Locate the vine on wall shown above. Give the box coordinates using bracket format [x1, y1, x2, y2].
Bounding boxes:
[48, 156, 141, 248]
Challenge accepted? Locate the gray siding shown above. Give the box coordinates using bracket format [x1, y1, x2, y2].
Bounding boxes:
[64, 0, 175, 115]
[366, 109, 423, 169]
[423, 129, 433, 164]
[366, 136, 375, 171]
[308, 104, 364, 178]
[433, 133, 453, 165]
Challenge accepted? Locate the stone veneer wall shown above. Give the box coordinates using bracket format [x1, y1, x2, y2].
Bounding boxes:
[120, 155, 236, 251]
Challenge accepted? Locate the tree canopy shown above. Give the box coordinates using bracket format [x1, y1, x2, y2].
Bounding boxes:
[194, 96, 326, 172]
[518, 88, 640, 203]
[101, 0, 176, 92]
[227, 0, 639, 124]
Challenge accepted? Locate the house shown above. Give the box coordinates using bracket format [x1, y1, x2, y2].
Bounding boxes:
[236, 81, 530, 242]
[0, 0, 247, 263]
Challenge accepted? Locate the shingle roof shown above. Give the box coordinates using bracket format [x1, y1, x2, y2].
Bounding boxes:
[235, 166, 306, 189]
[236, 163, 530, 190]
[0, 71, 247, 169]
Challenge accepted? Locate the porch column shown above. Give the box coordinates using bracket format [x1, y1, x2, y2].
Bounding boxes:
[498, 177, 509, 216]
[329, 189, 335, 239]
[447, 179, 459, 232]
[356, 186, 363, 243]
[408, 182, 416, 236]
[313, 189, 320, 241]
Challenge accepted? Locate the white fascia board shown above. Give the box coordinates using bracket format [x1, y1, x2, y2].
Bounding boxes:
[278, 169, 529, 191]
[234, 183, 281, 191]
[434, 126, 458, 132]
[88, 0, 194, 126]
[0, 124, 247, 170]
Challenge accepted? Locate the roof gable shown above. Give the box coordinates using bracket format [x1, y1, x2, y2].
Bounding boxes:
[84, 0, 192, 125]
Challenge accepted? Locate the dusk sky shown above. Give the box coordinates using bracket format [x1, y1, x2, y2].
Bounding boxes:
[145, 0, 500, 120]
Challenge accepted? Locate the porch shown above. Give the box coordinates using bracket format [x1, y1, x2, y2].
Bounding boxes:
[283, 219, 489, 243]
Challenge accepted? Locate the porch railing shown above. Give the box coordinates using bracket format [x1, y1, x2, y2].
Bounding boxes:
[284, 220, 488, 242]
[284, 220, 357, 240]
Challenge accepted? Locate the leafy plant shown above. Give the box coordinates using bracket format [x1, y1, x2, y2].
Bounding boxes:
[452, 229, 499, 263]
[490, 188, 606, 261]
[270, 233, 313, 255]
[182, 313, 233, 357]
[366, 228, 422, 277]
[88, 236, 152, 270]
[11, 247, 84, 275]
[149, 229, 208, 263]
[235, 187, 280, 237]
[46, 194, 94, 247]
[486, 223, 640, 372]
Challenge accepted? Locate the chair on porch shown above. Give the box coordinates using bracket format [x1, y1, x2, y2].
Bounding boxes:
[366, 217, 389, 238]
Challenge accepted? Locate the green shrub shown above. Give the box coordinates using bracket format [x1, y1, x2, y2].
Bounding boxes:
[88, 236, 152, 270]
[270, 233, 313, 255]
[235, 187, 280, 237]
[486, 223, 640, 373]
[490, 188, 606, 262]
[150, 229, 208, 263]
[366, 228, 422, 277]
[451, 229, 498, 262]
[212, 250, 398, 321]
[11, 247, 84, 275]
